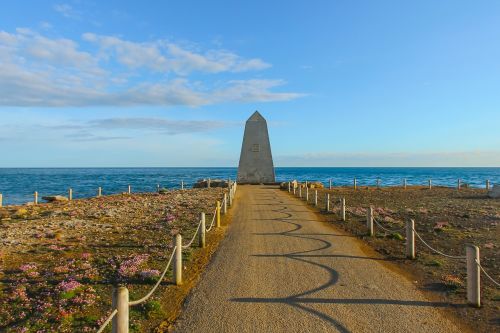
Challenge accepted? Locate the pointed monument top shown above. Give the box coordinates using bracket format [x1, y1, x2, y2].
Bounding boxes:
[237, 110, 275, 183]
[247, 110, 265, 122]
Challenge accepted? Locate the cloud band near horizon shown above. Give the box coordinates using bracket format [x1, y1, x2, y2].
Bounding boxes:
[0, 29, 304, 107]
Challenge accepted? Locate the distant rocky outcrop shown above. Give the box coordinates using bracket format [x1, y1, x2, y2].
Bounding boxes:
[42, 195, 69, 202]
[158, 188, 169, 194]
[281, 180, 324, 189]
[488, 184, 500, 198]
[307, 182, 324, 189]
[193, 179, 230, 188]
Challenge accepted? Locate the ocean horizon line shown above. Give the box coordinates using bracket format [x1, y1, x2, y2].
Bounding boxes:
[0, 166, 499, 169]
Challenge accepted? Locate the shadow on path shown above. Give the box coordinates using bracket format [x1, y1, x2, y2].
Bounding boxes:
[233, 189, 458, 332]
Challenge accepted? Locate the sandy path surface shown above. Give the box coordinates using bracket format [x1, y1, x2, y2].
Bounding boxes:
[174, 185, 462, 333]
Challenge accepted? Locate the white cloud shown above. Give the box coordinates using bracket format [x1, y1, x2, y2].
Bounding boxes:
[275, 151, 500, 167]
[82, 33, 271, 74]
[0, 29, 300, 107]
[86, 117, 230, 135]
[53, 4, 81, 20]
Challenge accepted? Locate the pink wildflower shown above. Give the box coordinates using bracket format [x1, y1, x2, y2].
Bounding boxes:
[165, 214, 175, 224]
[117, 254, 149, 278]
[57, 279, 82, 292]
[140, 269, 160, 279]
[19, 263, 39, 277]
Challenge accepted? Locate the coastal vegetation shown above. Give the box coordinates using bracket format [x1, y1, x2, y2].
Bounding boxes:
[0, 188, 226, 332]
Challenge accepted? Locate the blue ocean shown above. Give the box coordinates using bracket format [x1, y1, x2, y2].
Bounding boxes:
[0, 167, 498, 206]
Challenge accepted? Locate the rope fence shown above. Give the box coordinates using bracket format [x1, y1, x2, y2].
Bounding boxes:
[205, 207, 218, 232]
[95, 181, 237, 333]
[284, 179, 499, 308]
[476, 259, 500, 288]
[128, 247, 177, 306]
[373, 217, 405, 234]
[0, 179, 232, 207]
[282, 177, 495, 195]
[412, 228, 465, 260]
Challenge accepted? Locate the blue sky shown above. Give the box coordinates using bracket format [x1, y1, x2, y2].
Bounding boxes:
[0, 0, 499, 167]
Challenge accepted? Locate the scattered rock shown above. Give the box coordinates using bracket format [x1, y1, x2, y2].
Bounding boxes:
[42, 195, 69, 202]
[434, 221, 450, 231]
[307, 182, 324, 189]
[193, 179, 230, 188]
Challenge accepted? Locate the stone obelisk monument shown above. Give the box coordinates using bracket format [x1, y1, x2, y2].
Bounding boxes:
[237, 111, 275, 184]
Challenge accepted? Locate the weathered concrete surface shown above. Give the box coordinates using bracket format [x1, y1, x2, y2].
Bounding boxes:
[174, 185, 465, 333]
[237, 111, 275, 184]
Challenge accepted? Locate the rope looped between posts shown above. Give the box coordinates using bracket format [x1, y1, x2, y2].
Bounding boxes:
[475, 259, 500, 287]
[412, 227, 465, 259]
[182, 218, 203, 249]
[205, 207, 217, 232]
[128, 246, 177, 306]
[373, 217, 405, 233]
[96, 309, 118, 333]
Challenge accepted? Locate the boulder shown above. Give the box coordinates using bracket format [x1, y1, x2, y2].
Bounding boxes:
[488, 184, 500, 199]
[193, 179, 230, 188]
[308, 182, 324, 189]
[42, 195, 69, 202]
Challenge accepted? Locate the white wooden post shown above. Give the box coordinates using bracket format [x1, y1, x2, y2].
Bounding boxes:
[403, 178, 407, 189]
[486, 180, 490, 190]
[314, 190, 318, 206]
[229, 189, 233, 206]
[112, 286, 129, 333]
[216, 201, 221, 228]
[156, 184, 160, 193]
[128, 185, 131, 194]
[377, 178, 380, 188]
[288, 182, 291, 192]
[305, 180, 308, 188]
[341, 197, 346, 221]
[181, 181, 184, 190]
[305, 187, 309, 202]
[325, 193, 330, 212]
[299, 186, 302, 198]
[207, 178, 211, 188]
[98, 187, 102, 197]
[175, 234, 182, 285]
[34, 191, 38, 205]
[329, 179, 332, 190]
[457, 179, 461, 190]
[428, 179, 432, 189]
[223, 193, 227, 214]
[68, 188, 73, 201]
[199, 213, 206, 248]
[0, 193, 2, 207]
[293, 186, 296, 195]
[367, 206, 373, 236]
[354, 178, 357, 190]
[406, 219, 415, 259]
[466, 244, 480, 307]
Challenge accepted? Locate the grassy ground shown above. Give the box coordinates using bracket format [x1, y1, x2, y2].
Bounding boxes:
[287, 184, 499, 332]
[0, 188, 230, 332]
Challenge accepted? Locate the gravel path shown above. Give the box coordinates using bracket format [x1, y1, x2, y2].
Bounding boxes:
[174, 185, 463, 333]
